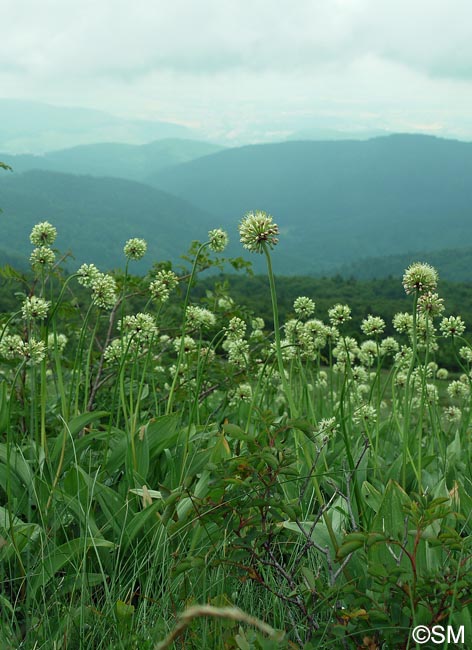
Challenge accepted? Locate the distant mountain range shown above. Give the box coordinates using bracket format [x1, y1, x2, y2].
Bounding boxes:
[0, 99, 196, 153]
[1, 138, 224, 184]
[152, 134, 472, 274]
[1, 133, 472, 280]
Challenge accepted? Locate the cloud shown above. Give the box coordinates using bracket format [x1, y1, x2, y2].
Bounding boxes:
[1, 0, 472, 141]
[2, 0, 471, 80]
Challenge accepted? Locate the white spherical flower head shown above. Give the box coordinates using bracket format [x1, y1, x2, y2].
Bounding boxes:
[440, 315, 466, 338]
[91, 274, 117, 309]
[124, 238, 147, 261]
[294, 296, 315, 319]
[417, 292, 444, 317]
[77, 263, 101, 288]
[30, 221, 57, 247]
[208, 228, 229, 253]
[239, 210, 279, 254]
[328, 303, 352, 326]
[149, 270, 179, 302]
[361, 315, 386, 336]
[19, 338, 46, 364]
[22, 296, 50, 321]
[185, 306, 216, 330]
[30, 246, 55, 272]
[402, 262, 438, 295]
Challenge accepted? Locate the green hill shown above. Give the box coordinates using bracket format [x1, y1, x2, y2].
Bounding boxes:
[0, 139, 224, 184]
[0, 170, 215, 271]
[336, 247, 472, 282]
[152, 134, 472, 275]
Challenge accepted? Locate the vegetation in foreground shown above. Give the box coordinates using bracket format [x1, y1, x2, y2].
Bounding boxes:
[0, 211, 471, 649]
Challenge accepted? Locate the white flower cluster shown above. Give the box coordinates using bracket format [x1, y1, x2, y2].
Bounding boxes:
[22, 296, 50, 321]
[186, 306, 216, 330]
[119, 312, 158, 342]
[208, 228, 229, 253]
[293, 296, 315, 319]
[124, 238, 147, 261]
[328, 304, 352, 326]
[149, 270, 179, 303]
[29, 221, 57, 273]
[239, 211, 279, 254]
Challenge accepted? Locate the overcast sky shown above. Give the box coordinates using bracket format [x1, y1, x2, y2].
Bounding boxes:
[2, 0, 472, 142]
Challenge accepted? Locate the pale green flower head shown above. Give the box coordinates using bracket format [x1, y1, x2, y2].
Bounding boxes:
[227, 338, 249, 368]
[186, 306, 216, 330]
[173, 336, 196, 353]
[316, 417, 339, 440]
[294, 296, 315, 319]
[226, 317, 246, 341]
[208, 228, 229, 253]
[30, 246, 55, 272]
[251, 317, 265, 330]
[361, 315, 385, 336]
[417, 292, 444, 317]
[239, 210, 279, 254]
[19, 338, 46, 364]
[0, 334, 22, 360]
[328, 303, 351, 326]
[119, 312, 157, 341]
[22, 296, 50, 321]
[402, 262, 438, 295]
[77, 263, 101, 288]
[447, 380, 469, 399]
[47, 333, 68, 353]
[459, 346, 472, 363]
[393, 312, 414, 334]
[91, 274, 117, 309]
[440, 315, 465, 338]
[124, 238, 147, 261]
[30, 221, 57, 247]
[149, 270, 179, 302]
[353, 404, 377, 426]
[443, 405, 462, 423]
[229, 382, 252, 407]
[380, 336, 399, 356]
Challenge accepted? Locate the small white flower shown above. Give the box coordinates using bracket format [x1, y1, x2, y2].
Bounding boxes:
[22, 296, 50, 321]
[124, 238, 147, 260]
[208, 228, 229, 253]
[239, 210, 279, 254]
[30, 221, 57, 246]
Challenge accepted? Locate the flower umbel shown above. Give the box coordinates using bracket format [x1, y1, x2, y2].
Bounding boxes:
[239, 210, 279, 254]
[124, 238, 147, 261]
[22, 296, 50, 321]
[30, 221, 57, 247]
[30, 246, 55, 272]
[208, 228, 229, 253]
[402, 262, 438, 294]
[440, 315, 466, 338]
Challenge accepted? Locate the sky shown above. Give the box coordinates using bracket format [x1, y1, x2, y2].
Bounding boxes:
[1, 0, 472, 143]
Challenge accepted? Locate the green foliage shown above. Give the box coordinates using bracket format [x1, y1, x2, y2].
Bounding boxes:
[1, 219, 471, 649]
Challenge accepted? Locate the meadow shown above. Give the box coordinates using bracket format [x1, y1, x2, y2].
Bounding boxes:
[0, 212, 471, 649]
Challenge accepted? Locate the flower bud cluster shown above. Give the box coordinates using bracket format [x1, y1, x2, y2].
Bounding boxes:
[208, 228, 229, 253]
[124, 238, 147, 261]
[239, 211, 279, 254]
[149, 270, 179, 302]
[186, 306, 216, 330]
[22, 296, 50, 321]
